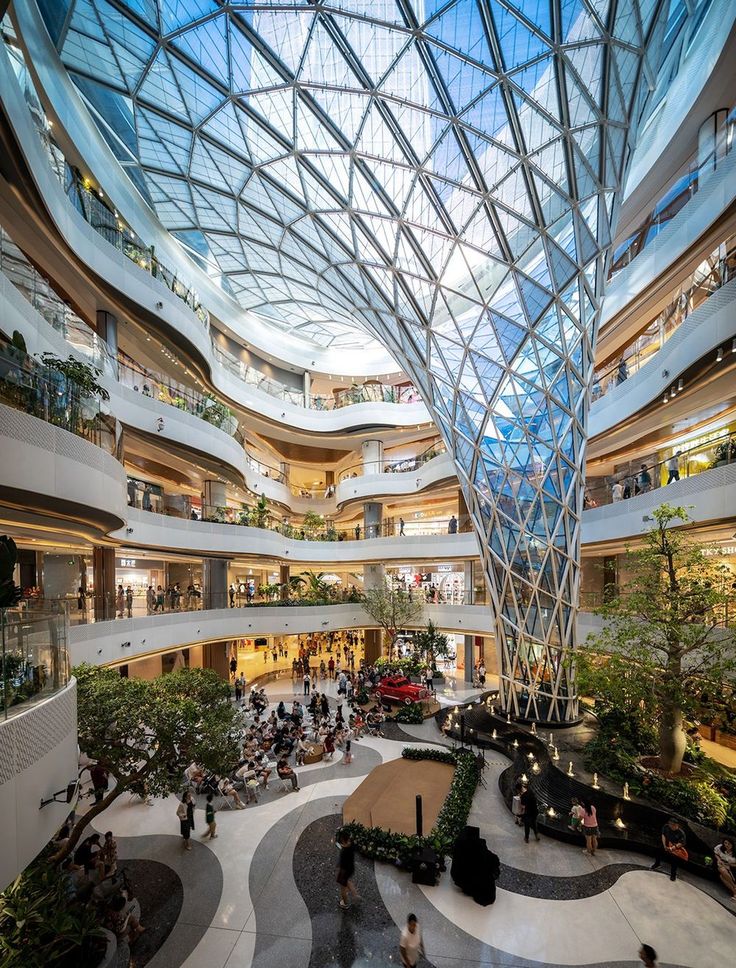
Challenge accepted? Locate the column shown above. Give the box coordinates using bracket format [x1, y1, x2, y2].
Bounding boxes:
[203, 480, 227, 517]
[96, 309, 118, 375]
[303, 370, 312, 407]
[203, 641, 229, 680]
[361, 439, 384, 475]
[92, 546, 116, 621]
[280, 564, 290, 601]
[203, 558, 229, 610]
[463, 634, 474, 684]
[364, 629, 382, 664]
[463, 560, 474, 605]
[458, 488, 472, 532]
[363, 502, 383, 539]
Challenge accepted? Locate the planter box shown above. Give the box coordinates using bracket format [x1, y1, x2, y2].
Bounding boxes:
[698, 724, 736, 751]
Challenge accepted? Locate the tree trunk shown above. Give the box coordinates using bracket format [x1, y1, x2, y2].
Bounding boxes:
[659, 702, 686, 773]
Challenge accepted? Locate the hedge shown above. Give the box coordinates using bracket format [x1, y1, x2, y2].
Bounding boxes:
[338, 746, 480, 867]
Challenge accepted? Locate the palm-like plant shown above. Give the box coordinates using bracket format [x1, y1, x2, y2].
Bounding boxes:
[298, 570, 331, 601]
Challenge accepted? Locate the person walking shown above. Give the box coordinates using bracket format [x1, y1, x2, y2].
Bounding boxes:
[90, 763, 109, 804]
[116, 584, 125, 618]
[336, 830, 359, 909]
[303, 672, 311, 696]
[611, 480, 624, 502]
[229, 583, 236, 607]
[581, 800, 599, 855]
[399, 517, 405, 536]
[177, 792, 195, 850]
[520, 783, 540, 843]
[651, 817, 687, 881]
[146, 584, 155, 614]
[666, 451, 681, 484]
[328, 656, 335, 679]
[448, 514, 458, 534]
[202, 793, 217, 839]
[399, 913, 425, 967]
[478, 662, 486, 687]
[637, 463, 652, 493]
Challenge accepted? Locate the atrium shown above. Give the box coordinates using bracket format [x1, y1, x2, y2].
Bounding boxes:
[0, 1, 735, 966]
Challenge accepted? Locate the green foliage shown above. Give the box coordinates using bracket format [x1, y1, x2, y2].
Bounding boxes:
[0, 534, 22, 607]
[413, 621, 451, 665]
[201, 395, 232, 428]
[301, 510, 325, 538]
[394, 702, 424, 724]
[362, 587, 423, 656]
[375, 654, 424, 678]
[38, 353, 110, 400]
[62, 665, 240, 859]
[295, 570, 332, 602]
[0, 856, 105, 967]
[640, 775, 728, 829]
[582, 505, 736, 772]
[250, 494, 269, 529]
[339, 747, 479, 866]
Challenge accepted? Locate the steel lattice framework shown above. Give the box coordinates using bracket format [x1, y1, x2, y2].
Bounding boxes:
[40, 0, 666, 720]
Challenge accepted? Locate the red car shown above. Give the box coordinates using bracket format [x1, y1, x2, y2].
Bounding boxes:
[375, 675, 429, 706]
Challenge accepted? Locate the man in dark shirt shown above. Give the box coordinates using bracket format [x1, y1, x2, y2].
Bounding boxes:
[336, 831, 358, 909]
[520, 784, 540, 843]
[90, 763, 109, 803]
[651, 818, 686, 880]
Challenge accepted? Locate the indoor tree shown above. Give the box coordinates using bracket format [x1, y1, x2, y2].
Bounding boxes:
[362, 587, 423, 658]
[53, 665, 240, 862]
[580, 505, 736, 773]
[413, 620, 451, 668]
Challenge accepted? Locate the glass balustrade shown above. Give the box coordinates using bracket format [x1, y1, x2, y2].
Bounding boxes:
[584, 428, 736, 510]
[338, 439, 447, 481]
[0, 606, 70, 719]
[593, 235, 736, 400]
[0, 343, 116, 453]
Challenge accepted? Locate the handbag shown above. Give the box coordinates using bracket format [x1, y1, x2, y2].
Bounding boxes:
[669, 843, 688, 861]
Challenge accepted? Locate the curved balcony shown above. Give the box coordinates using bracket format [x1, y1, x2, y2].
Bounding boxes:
[68, 602, 493, 668]
[590, 276, 736, 439]
[0, 605, 76, 889]
[582, 461, 736, 548]
[113, 507, 478, 563]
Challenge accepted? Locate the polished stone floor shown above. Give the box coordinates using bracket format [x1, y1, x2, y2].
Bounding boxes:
[89, 676, 736, 968]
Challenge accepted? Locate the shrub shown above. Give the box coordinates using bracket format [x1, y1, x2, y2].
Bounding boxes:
[641, 775, 728, 829]
[394, 702, 424, 724]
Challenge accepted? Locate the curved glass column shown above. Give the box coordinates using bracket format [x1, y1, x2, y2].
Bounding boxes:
[29, 0, 668, 720]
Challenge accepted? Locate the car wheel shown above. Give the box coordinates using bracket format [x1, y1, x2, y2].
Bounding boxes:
[375, 691, 382, 701]
[404, 696, 413, 705]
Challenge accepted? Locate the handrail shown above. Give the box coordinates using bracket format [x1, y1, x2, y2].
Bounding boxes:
[125, 491, 459, 541]
[0, 226, 117, 377]
[584, 428, 736, 509]
[608, 104, 736, 280]
[338, 438, 447, 481]
[593, 237, 736, 400]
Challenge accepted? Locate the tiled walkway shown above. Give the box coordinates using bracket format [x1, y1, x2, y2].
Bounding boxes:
[90, 677, 736, 968]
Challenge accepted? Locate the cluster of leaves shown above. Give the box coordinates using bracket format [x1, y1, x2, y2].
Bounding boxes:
[59, 665, 241, 860]
[38, 353, 109, 400]
[375, 655, 424, 678]
[394, 702, 424, 724]
[581, 505, 736, 773]
[201, 395, 233, 429]
[340, 747, 479, 867]
[584, 712, 732, 831]
[639, 775, 729, 829]
[0, 854, 106, 968]
[362, 588, 424, 655]
[412, 621, 452, 665]
[583, 708, 658, 782]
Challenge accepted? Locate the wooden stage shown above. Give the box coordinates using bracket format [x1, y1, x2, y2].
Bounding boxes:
[343, 758, 454, 835]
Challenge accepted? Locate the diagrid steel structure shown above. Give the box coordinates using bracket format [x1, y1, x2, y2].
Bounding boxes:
[35, 0, 667, 720]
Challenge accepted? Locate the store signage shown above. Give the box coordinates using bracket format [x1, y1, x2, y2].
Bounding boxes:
[119, 558, 137, 567]
[436, 563, 453, 573]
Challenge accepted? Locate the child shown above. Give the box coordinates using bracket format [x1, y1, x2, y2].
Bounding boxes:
[343, 739, 353, 765]
[203, 793, 217, 839]
[511, 783, 523, 827]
